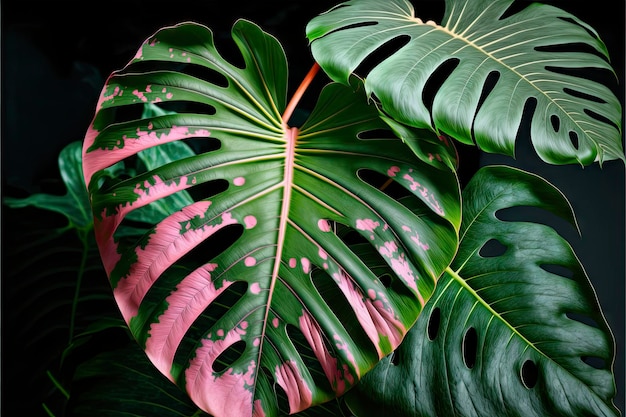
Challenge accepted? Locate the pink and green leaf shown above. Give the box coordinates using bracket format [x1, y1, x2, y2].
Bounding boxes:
[83, 19, 460, 417]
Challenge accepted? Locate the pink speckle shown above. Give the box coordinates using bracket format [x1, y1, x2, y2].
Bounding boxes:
[387, 166, 400, 177]
[250, 283, 261, 294]
[132, 89, 148, 102]
[162, 88, 167, 93]
[253, 338, 261, 347]
[146, 85, 152, 93]
[166, 92, 173, 99]
[318, 248, 327, 260]
[244, 215, 257, 229]
[234, 177, 245, 186]
[289, 258, 297, 268]
[301, 258, 311, 274]
[317, 219, 331, 232]
[217, 329, 224, 337]
[272, 318, 279, 328]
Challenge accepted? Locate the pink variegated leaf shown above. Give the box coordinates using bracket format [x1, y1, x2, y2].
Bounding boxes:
[83, 19, 460, 417]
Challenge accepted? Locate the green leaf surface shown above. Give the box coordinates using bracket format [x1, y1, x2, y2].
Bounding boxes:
[82, 20, 461, 417]
[343, 165, 618, 416]
[307, 0, 624, 165]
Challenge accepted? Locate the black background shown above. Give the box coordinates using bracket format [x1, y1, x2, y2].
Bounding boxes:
[2, 0, 624, 416]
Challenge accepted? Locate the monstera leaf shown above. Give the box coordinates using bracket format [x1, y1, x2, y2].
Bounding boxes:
[307, 0, 624, 165]
[343, 165, 618, 417]
[82, 19, 461, 417]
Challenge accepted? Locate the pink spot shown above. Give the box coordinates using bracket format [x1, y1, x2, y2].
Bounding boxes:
[253, 338, 261, 347]
[318, 248, 327, 260]
[234, 177, 245, 186]
[289, 258, 297, 268]
[146, 85, 152, 93]
[387, 166, 400, 177]
[301, 258, 311, 274]
[166, 92, 173, 99]
[244, 215, 257, 229]
[250, 283, 261, 294]
[317, 219, 331, 232]
[217, 329, 224, 337]
[356, 218, 380, 233]
[162, 88, 167, 93]
[273, 318, 279, 328]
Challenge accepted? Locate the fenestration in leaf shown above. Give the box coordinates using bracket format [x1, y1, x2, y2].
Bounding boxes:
[82, 19, 460, 417]
[307, 0, 624, 165]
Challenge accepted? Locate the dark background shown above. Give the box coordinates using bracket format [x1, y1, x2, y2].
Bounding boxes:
[2, 0, 624, 415]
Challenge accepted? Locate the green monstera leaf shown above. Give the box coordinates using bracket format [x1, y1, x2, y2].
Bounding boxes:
[82, 19, 460, 417]
[343, 165, 618, 417]
[307, 0, 624, 165]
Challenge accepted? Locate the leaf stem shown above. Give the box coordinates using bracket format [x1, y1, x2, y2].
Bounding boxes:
[282, 62, 320, 125]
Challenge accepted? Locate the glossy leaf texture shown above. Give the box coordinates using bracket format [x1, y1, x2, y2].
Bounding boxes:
[82, 20, 461, 417]
[307, 0, 624, 165]
[343, 165, 618, 417]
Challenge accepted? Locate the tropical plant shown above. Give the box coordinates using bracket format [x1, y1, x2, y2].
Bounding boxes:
[4, 0, 623, 416]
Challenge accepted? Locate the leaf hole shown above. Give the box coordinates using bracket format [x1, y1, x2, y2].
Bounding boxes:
[540, 264, 575, 280]
[520, 359, 538, 388]
[563, 87, 606, 104]
[357, 128, 399, 141]
[566, 311, 600, 329]
[461, 327, 478, 369]
[536, 42, 607, 60]
[213, 339, 247, 373]
[474, 71, 501, 123]
[427, 307, 441, 341]
[550, 115, 560, 133]
[495, 206, 577, 238]
[310, 268, 378, 355]
[479, 238, 506, 258]
[569, 130, 579, 150]
[582, 356, 607, 370]
[354, 34, 410, 78]
[422, 58, 460, 118]
[172, 280, 248, 367]
[584, 108, 620, 131]
[186, 178, 229, 201]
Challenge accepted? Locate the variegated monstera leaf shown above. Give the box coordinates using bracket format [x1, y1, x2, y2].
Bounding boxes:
[82, 19, 460, 417]
[307, 0, 624, 165]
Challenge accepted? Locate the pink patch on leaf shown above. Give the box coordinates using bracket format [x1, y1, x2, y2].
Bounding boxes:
[244, 215, 257, 229]
[301, 258, 311, 274]
[245, 257, 256, 267]
[185, 324, 255, 417]
[356, 219, 380, 233]
[317, 219, 331, 232]
[234, 177, 245, 186]
[275, 360, 313, 413]
[387, 166, 400, 177]
[289, 258, 297, 268]
[250, 283, 261, 294]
